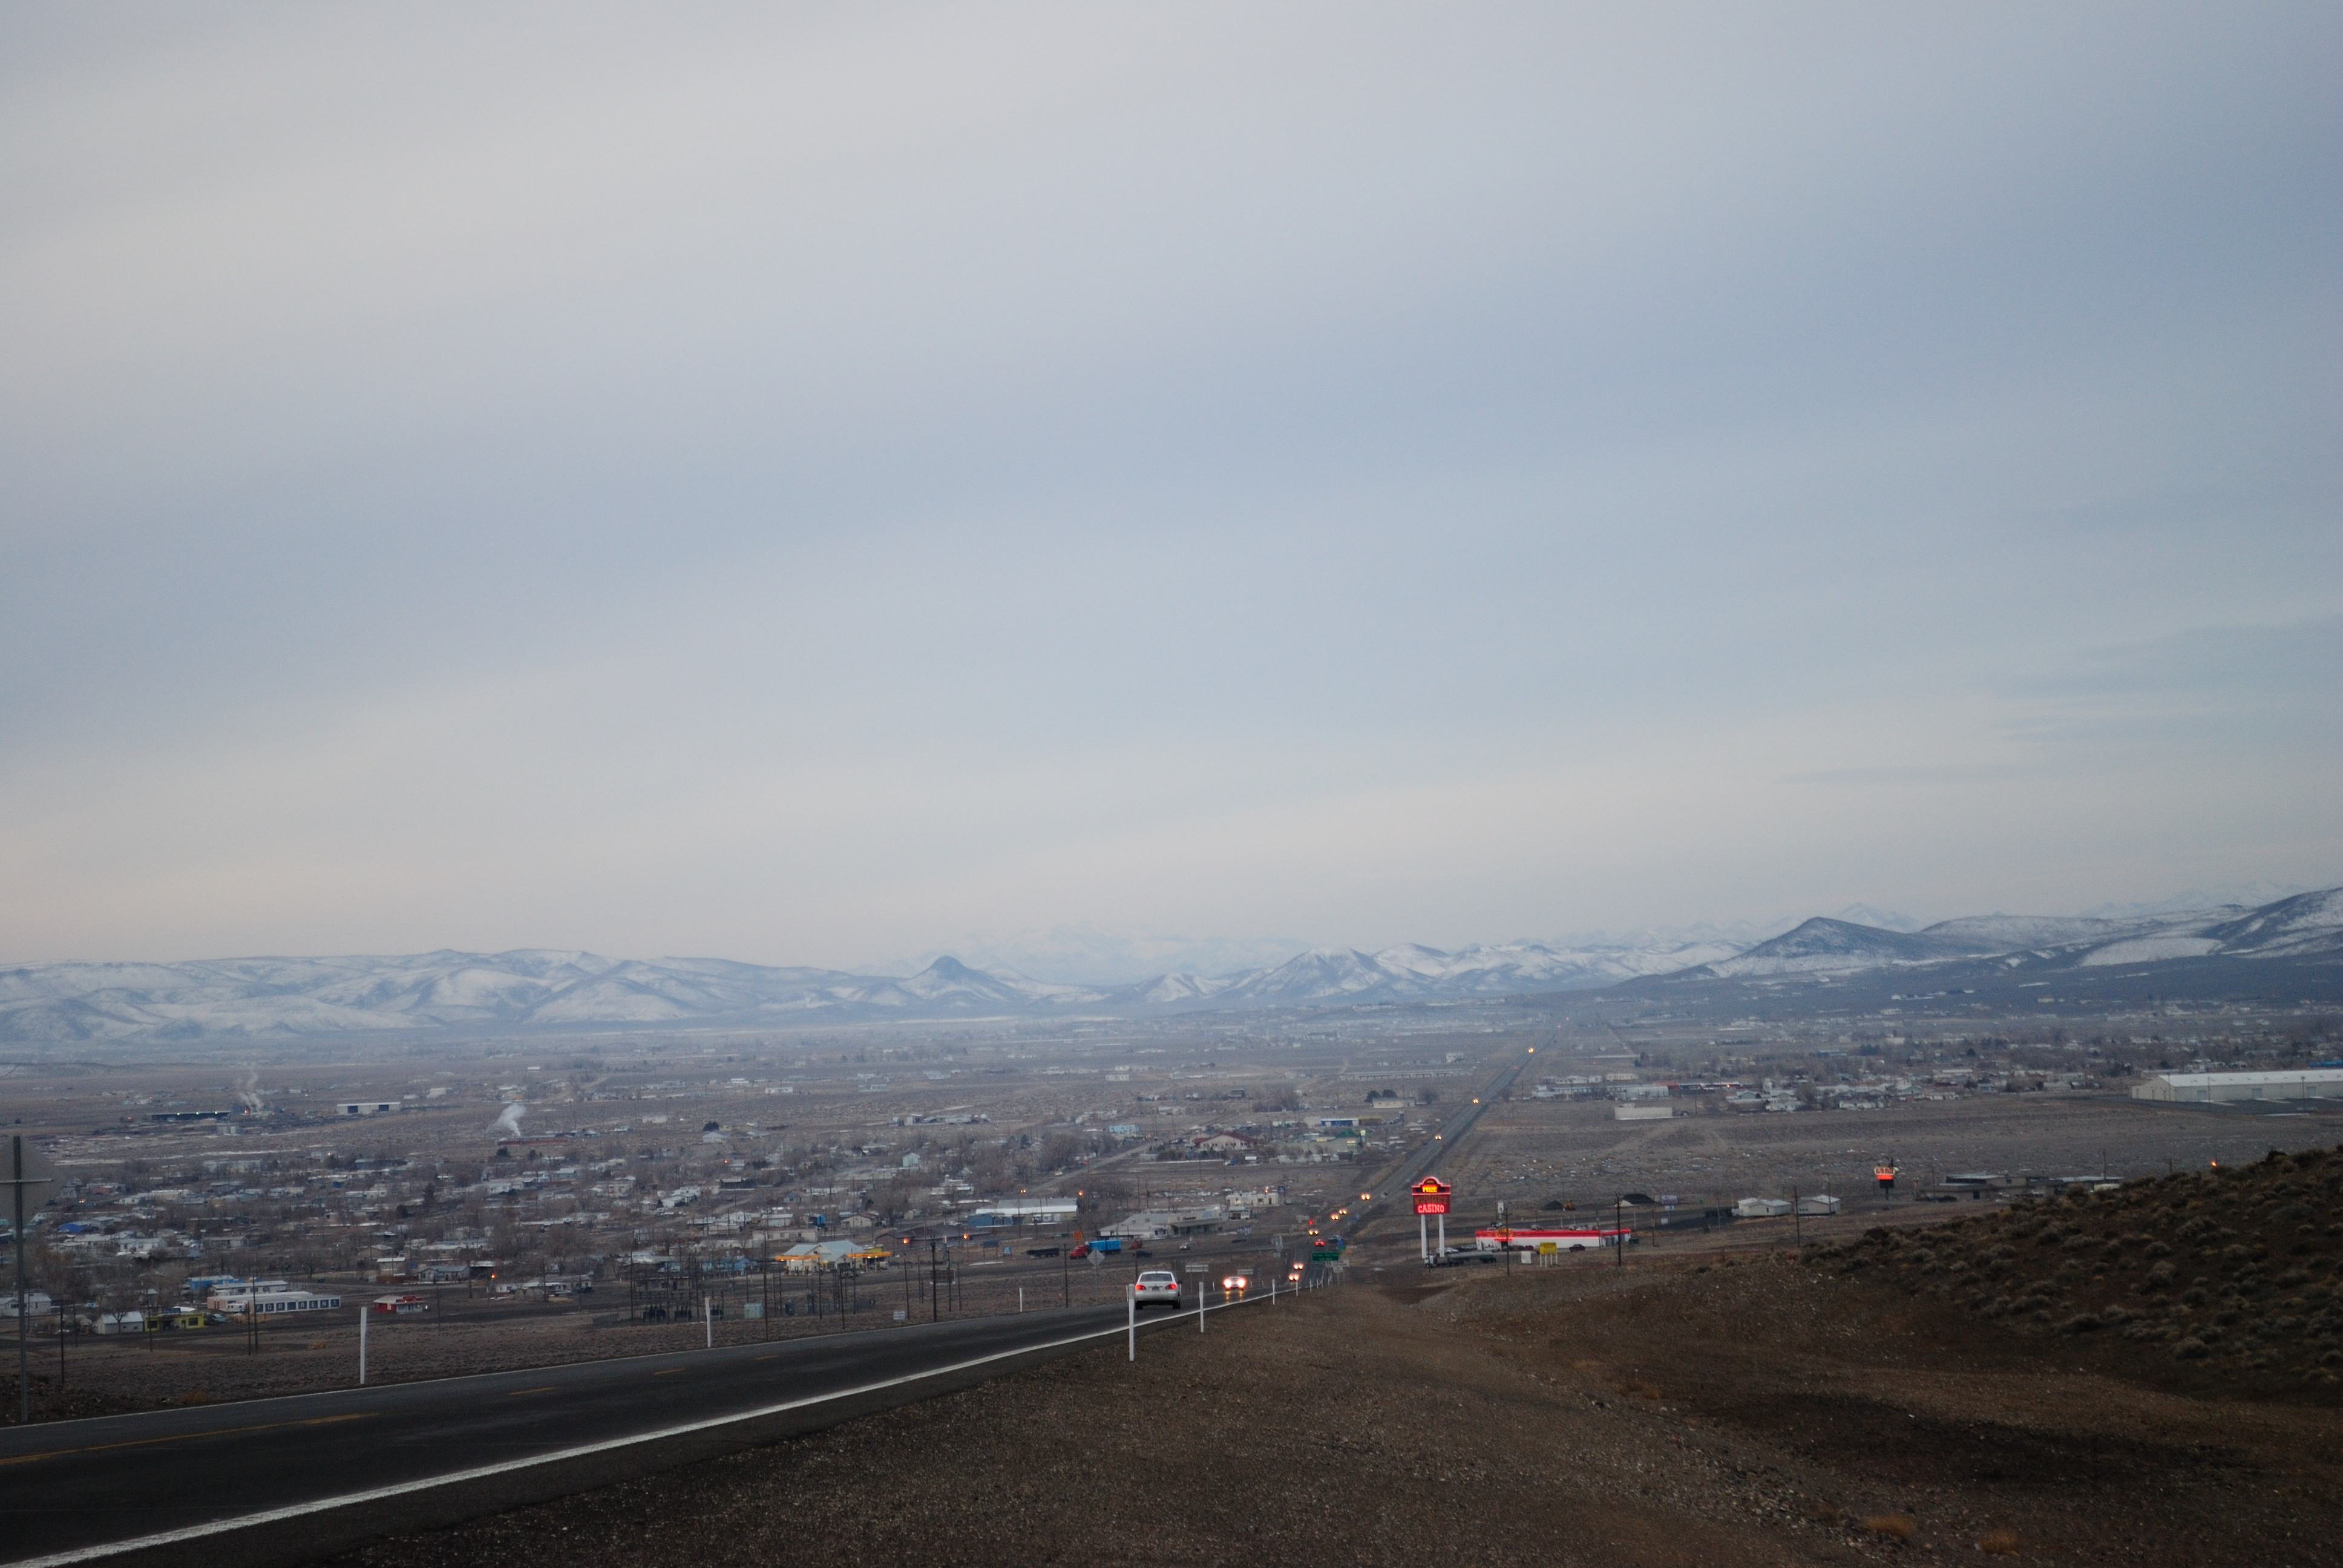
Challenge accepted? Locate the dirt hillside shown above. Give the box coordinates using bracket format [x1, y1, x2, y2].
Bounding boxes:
[1809, 1143, 2343, 1386]
[335, 1214, 2343, 1567]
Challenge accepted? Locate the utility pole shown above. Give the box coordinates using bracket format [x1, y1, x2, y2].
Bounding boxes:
[9, 1135, 55, 1423]
[359, 1300, 368, 1385]
[928, 1240, 939, 1323]
[11, 1140, 25, 1422]
[1615, 1197, 1624, 1270]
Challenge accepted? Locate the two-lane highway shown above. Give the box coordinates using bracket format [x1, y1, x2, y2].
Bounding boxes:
[0, 1296, 1261, 1567]
[1352, 1047, 1535, 1235]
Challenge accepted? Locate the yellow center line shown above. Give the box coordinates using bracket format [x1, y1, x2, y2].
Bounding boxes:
[753, 1354, 778, 1362]
[654, 1367, 687, 1376]
[506, 1387, 557, 1396]
[0, 1411, 372, 1468]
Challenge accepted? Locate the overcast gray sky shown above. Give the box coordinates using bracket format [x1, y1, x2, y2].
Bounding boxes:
[3, 4, 2337, 973]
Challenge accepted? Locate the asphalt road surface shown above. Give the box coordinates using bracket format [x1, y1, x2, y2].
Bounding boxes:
[1352, 1048, 1535, 1235]
[0, 1293, 1273, 1567]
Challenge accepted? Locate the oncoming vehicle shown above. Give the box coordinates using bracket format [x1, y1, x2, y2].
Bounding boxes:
[1132, 1270, 1182, 1310]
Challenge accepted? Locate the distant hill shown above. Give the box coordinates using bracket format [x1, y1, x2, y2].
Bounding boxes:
[1696, 888, 2343, 980]
[5, 889, 2335, 1042]
[0, 933, 1734, 1042]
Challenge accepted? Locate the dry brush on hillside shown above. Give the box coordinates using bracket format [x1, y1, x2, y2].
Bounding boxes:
[1807, 1144, 2343, 1387]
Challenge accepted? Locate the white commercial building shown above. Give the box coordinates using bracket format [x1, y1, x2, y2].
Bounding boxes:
[1102, 1207, 1224, 1240]
[965, 1198, 1078, 1226]
[1225, 1187, 1283, 1217]
[774, 1240, 883, 1271]
[203, 1282, 343, 1315]
[2131, 1070, 2343, 1104]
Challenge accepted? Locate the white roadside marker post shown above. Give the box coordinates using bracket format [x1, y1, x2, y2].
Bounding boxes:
[358, 1301, 367, 1386]
[1126, 1283, 1135, 1361]
[704, 1294, 712, 1349]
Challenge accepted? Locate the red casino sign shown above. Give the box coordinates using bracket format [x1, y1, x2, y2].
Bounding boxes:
[1412, 1177, 1452, 1216]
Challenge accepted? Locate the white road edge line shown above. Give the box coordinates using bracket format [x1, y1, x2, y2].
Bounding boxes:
[7, 1295, 1270, 1568]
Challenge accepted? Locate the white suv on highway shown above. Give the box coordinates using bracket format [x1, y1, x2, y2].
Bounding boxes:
[1133, 1270, 1181, 1309]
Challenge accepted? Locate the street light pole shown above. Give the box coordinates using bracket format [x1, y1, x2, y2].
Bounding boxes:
[11, 1144, 25, 1423]
[8, 1135, 51, 1425]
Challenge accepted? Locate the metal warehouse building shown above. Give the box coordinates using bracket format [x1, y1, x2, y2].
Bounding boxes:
[2131, 1070, 2343, 1104]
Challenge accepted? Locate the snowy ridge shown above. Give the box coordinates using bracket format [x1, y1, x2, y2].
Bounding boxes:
[0, 950, 1108, 1043]
[1693, 887, 2343, 980]
[0, 933, 1738, 1042]
[4, 889, 2335, 1042]
[1198, 938, 1746, 1005]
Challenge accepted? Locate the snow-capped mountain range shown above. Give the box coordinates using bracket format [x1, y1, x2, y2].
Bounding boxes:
[1696, 888, 2343, 978]
[0, 935, 1736, 1042]
[2, 889, 2335, 1042]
